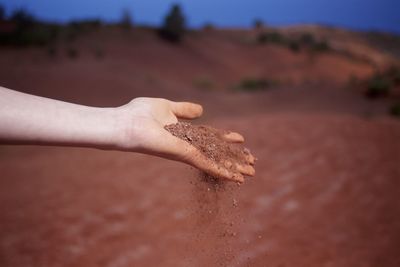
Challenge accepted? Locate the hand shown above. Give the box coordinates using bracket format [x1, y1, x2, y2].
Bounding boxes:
[0, 88, 254, 182]
[113, 97, 255, 182]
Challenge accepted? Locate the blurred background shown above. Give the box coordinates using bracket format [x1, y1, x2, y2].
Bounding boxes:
[0, 1, 399, 266]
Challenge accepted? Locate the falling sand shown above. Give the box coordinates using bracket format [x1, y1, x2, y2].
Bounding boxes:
[165, 122, 255, 266]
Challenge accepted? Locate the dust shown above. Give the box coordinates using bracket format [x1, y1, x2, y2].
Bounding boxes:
[165, 122, 252, 266]
[187, 173, 242, 266]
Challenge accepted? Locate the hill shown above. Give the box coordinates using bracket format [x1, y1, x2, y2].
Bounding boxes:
[1, 24, 400, 267]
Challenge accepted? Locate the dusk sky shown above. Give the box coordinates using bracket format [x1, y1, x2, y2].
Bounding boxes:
[1, 0, 399, 34]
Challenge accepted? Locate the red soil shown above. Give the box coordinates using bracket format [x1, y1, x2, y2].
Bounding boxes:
[1, 115, 399, 267]
[165, 122, 252, 180]
[1, 27, 400, 266]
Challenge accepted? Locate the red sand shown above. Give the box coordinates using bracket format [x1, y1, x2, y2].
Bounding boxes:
[1, 27, 400, 267]
[1, 115, 400, 266]
[165, 122, 252, 179]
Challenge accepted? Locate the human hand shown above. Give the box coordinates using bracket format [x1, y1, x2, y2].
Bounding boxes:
[113, 97, 255, 182]
[0, 87, 254, 182]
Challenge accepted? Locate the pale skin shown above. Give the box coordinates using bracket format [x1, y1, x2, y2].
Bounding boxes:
[0, 86, 255, 182]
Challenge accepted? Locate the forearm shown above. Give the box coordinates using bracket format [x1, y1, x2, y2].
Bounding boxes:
[0, 88, 255, 181]
[0, 86, 119, 149]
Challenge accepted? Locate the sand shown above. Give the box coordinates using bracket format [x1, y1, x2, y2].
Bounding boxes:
[165, 122, 253, 181]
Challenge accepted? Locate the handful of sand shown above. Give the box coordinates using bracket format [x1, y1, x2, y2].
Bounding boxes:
[165, 122, 255, 181]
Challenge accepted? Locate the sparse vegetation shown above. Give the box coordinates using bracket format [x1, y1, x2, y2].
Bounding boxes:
[234, 77, 276, 92]
[363, 66, 400, 99]
[253, 19, 264, 29]
[159, 4, 186, 43]
[256, 31, 331, 54]
[193, 76, 214, 90]
[0, 9, 104, 47]
[312, 39, 330, 52]
[388, 66, 400, 85]
[202, 23, 215, 31]
[257, 31, 285, 45]
[65, 19, 101, 42]
[299, 33, 331, 52]
[299, 33, 315, 45]
[364, 31, 400, 59]
[120, 8, 133, 30]
[365, 75, 392, 98]
[10, 8, 35, 27]
[0, 8, 59, 46]
[288, 41, 300, 52]
[0, 5, 5, 20]
[389, 102, 400, 117]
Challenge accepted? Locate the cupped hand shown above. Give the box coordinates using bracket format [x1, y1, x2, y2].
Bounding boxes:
[114, 97, 255, 183]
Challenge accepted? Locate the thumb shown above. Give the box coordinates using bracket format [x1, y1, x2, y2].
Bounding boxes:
[169, 101, 203, 119]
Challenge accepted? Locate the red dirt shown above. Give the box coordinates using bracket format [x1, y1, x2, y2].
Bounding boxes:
[1, 27, 400, 267]
[165, 122, 252, 179]
[1, 115, 399, 267]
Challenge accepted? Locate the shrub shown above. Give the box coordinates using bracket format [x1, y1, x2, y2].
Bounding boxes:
[365, 75, 392, 98]
[299, 33, 315, 45]
[120, 8, 133, 30]
[257, 31, 286, 45]
[235, 78, 276, 92]
[312, 40, 330, 52]
[389, 103, 400, 117]
[0, 9, 60, 47]
[193, 76, 214, 90]
[289, 41, 300, 52]
[298, 33, 331, 53]
[202, 22, 215, 31]
[86, 19, 101, 29]
[159, 4, 186, 43]
[10, 8, 35, 28]
[253, 19, 263, 29]
[65, 19, 101, 41]
[67, 20, 86, 38]
[387, 66, 400, 85]
[0, 5, 5, 20]
[1, 24, 56, 46]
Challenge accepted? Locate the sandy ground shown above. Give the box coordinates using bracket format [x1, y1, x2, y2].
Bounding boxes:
[1, 28, 400, 266]
[1, 114, 399, 267]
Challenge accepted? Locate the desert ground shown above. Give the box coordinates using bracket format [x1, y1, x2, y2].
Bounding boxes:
[1, 26, 400, 266]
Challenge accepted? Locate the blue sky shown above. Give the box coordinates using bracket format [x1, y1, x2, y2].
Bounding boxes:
[1, 0, 399, 34]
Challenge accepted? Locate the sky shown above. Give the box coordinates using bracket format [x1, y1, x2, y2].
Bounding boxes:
[1, 0, 400, 34]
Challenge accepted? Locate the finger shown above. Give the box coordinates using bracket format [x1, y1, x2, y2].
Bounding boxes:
[223, 132, 244, 143]
[161, 129, 242, 183]
[172, 140, 243, 183]
[245, 153, 256, 165]
[232, 173, 245, 184]
[189, 152, 244, 183]
[170, 101, 203, 119]
[224, 160, 254, 178]
[242, 148, 256, 165]
[236, 163, 255, 176]
[224, 160, 233, 169]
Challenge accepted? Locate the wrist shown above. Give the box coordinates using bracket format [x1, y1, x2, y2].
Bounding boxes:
[108, 104, 141, 152]
[78, 106, 123, 150]
[111, 103, 154, 153]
